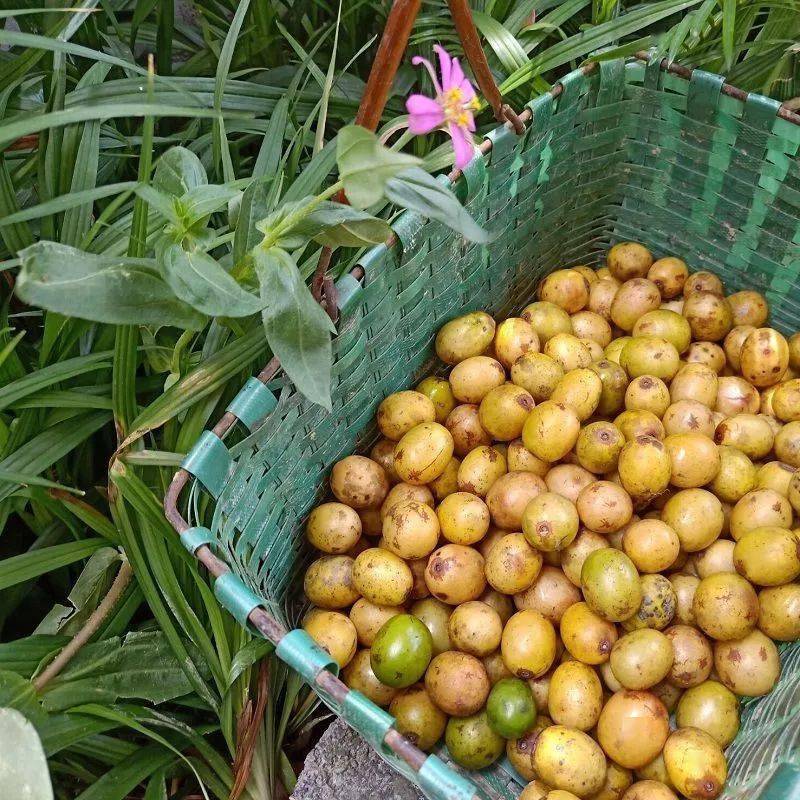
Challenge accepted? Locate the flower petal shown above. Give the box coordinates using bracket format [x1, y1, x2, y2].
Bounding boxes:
[411, 55, 441, 94]
[449, 56, 465, 90]
[406, 94, 446, 134]
[448, 122, 476, 170]
[434, 44, 452, 90]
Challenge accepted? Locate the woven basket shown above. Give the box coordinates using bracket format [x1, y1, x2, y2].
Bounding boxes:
[166, 55, 800, 800]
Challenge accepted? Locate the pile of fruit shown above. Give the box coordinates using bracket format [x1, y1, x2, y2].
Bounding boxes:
[300, 242, 800, 800]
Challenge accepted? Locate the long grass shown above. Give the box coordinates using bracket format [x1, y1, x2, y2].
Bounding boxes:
[0, 1, 797, 797]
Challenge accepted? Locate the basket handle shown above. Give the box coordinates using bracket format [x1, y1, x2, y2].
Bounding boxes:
[355, 0, 525, 133]
[313, 0, 525, 318]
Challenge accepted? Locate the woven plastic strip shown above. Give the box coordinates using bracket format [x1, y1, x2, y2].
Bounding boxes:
[181, 430, 231, 498]
[213, 572, 265, 629]
[341, 691, 393, 751]
[334, 273, 363, 315]
[180, 526, 214, 554]
[275, 629, 339, 681]
[418, 755, 477, 800]
[226, 377, 277, 431]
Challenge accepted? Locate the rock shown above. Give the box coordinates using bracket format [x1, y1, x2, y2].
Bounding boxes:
[291, 718, 424, 800]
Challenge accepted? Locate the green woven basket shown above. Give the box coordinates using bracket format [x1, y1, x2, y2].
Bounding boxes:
[166, 55, 800, 800]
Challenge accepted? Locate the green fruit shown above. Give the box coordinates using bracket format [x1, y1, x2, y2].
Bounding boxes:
[370, 614, 433, 688]
[486, 678, 537, 739]
[590, 359, 630, 416]
[445, 711, 505, 769]
[581, 548, 642, 622]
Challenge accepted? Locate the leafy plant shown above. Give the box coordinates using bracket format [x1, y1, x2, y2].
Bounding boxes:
[0, 1, 795, 799]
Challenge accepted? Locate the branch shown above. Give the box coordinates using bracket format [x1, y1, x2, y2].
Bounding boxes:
[33, 558, 134, 691]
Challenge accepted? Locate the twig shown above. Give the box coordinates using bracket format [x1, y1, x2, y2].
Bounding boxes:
[230, 659, 270, 800]
[33, 558, 134, 690]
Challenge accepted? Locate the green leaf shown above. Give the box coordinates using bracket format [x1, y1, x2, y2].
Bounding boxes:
[152, 146, 208, 198]
[385, 168, 491, 244]
[134, 185, 181, 225]
[721, 0, 736, 70]
[255, 247, 336, 410]
[0, 182, 137, 229]
[40, 631, 195, 712]
[179, 184, 240, 225]
[0, 709, 53, 800]
[120, 327, 266, 448]
[16, 242, 207, 330]
[73, 743, 175, 800]
[0, 539, 106, 591]
[0, 350, 111, 412]
[163, 245, 264, 318]
[336, 126, 421, 208]
[0, 635, 69, 678]
[0, 411, 111, 502]
[294, 202, 392, 248]
[35, 548, 120, 636]
[233, 178, 276, 263]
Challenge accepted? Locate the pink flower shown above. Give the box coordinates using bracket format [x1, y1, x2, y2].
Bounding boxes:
[406, 45, 480, 169]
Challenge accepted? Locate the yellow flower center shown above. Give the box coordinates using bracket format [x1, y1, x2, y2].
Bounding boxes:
[440, 87, 474, 127]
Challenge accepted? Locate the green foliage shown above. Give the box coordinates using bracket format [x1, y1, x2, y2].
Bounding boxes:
[0, 0, 795, 798]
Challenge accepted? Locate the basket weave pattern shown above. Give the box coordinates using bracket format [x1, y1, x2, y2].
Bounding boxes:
[172, 57, 800, 800]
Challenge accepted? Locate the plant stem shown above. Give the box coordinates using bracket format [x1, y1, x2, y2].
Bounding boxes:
[33, 558, 134, 690]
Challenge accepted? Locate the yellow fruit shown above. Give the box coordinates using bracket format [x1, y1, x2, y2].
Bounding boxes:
[597, 690, 670, 769]
[436, 312, 496, 364]
[521, 302, 573, 344]
[304, 555, 360, 609]
[479, 383, 535, 441]
[522, 401, 581, 462]
[663, 728, 727, 800]
[522, 492, 580, 551]
[539, 269, 591, 313]
[394, 423, 454, 485]
[533, 725, 607, 797]
[436, 492, 490, 545]
[306, 502, 362, 553]
[449, 355, 506, 403]
[448, 601, 503, 657]
[377, 390, 436, 440]
[675, 680, 739, 747]
[560, 601, 618, 664]
[485, 533, 543, 595]
[303, 609, 357, 668]
[608, 242, 654, 281]
[693, 573, 759, 640]
[502, 610, 557, 679]
[494, 317, 540, 369]
[740, 327, 789, 387]
[330, 455, 389, 509]
[382, 499, 440, 559]
[457, 445, 507, 496]
[425, 651, 490, 716]
[610, 629, 674, 690]
[424, 544, 486, 606]
[547, 660, 604, 731]
[512, 351, 565, 402]
[733, 526, 800, 586]
[352, 548, 413, 606]
[714, 629, 780, 696]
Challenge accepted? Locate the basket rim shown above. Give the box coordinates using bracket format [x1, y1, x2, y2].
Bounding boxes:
[162, 52, 800, 799]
